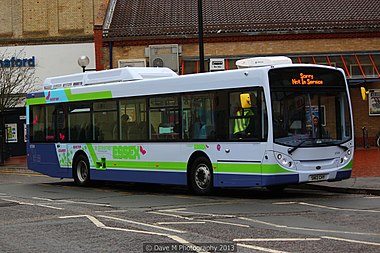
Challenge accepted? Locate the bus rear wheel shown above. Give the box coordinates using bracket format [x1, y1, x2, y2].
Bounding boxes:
[73, 154, 90, 186]
[190, 157, 213, 195]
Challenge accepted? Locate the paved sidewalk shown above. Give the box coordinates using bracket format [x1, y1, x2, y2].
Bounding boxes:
[1, 155, 30, 173]
[304, 148, 380, 195]
[1, 149, 380, 195]
[306, 177, 380, 195]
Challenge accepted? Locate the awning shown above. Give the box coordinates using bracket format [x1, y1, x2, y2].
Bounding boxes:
[287, 52, 380, 86]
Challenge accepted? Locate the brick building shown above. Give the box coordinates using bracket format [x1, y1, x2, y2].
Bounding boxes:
[0, 0, 102, 156]
[1, 0, 101, 43]
[95, 0, 380, 147]
[0, 0, 103, 78]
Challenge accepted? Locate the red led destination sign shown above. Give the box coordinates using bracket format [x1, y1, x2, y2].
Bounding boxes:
[291, 73, 324, 86]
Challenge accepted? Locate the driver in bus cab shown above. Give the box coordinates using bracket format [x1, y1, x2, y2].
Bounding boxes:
[311, 116, 326, 138]
[233, 93, 255, 138]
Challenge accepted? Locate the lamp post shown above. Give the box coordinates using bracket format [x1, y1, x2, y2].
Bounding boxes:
[197, 0, 205, 73]
[78, 56, 90, 72]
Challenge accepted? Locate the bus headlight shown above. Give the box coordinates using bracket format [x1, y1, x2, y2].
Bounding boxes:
[340, 149, 352, 164]
[274, 152, 294, 168]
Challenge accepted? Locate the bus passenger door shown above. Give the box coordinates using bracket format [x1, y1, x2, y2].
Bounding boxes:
[215, 89, 268, 187]
[54, 105, 69, 169]
[216, 142, 267, 188]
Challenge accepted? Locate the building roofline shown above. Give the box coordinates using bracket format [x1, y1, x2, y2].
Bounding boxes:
[102, 31, 380, 46]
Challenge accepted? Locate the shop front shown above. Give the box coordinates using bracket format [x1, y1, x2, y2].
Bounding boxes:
[0, 43, 96, 158]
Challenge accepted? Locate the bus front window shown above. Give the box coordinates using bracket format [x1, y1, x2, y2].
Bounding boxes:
[271, 91, 351, 147]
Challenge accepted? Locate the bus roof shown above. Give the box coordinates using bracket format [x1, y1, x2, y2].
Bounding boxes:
[42, 67, 178, 90]
[26, 62, 344, 106]
[236, 56, 292, 68]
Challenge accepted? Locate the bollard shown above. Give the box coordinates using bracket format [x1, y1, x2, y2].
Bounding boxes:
[365, 128, 369, 148]
[362, 126, 368, 148]
[361, 126, 370, 148]
[361, 127, 366, 148]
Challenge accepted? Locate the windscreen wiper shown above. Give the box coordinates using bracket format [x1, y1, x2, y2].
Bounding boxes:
[337, 144, 349, 151]
[288, 139, 313, 155]
[316, 138, 349, 152]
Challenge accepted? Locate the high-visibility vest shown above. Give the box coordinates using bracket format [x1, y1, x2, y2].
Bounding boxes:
[234, 109, 254, 134]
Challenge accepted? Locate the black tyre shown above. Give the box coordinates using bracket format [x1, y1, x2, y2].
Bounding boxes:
[376, 135, 380, 148]
[73, 154, 90, 186]
[190, 157, 213, 195]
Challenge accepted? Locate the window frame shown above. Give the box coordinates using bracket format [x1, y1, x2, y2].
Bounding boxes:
[29, 86, 269, 143]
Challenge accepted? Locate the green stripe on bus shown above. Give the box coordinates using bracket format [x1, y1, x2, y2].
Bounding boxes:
[86, 144, 99, 164]
[216, 163, 291, 174]
[26, 97, 47, 105]
[262, 164, 292, 174]
[65, 88, 112, 101]
[340, 160, 353, 170]
[105, 161, 187, 171]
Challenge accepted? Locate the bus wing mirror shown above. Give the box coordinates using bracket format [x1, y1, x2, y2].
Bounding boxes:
[361, 87, 368, 101]
[240, 93, 252, 108]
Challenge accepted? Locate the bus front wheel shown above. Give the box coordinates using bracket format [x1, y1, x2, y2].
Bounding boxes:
[73, 154, 90, 186]
[190, 157, 213, 195]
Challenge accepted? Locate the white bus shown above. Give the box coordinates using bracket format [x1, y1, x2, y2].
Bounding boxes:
[26, 57, 354, 195]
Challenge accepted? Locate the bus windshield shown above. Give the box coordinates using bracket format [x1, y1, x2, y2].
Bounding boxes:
[269, 67, 352, 148]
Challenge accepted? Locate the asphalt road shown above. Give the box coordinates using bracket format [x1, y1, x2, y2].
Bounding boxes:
[0, 172, 379, 253]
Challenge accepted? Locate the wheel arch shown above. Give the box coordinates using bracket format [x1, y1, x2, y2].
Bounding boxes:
[72, 150, 91, 186]
[187, 151, 212, 186]
[72, 150, 89, 175]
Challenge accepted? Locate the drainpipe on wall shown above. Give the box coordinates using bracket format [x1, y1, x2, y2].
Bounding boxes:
[109, 41, 113, 69]
[94, 27, 105, 70]
[197, 0, 205, 73]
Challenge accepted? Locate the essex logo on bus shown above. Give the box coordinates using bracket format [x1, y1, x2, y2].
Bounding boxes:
[112, 145, 147, 160]
[292, 73, 324, 86]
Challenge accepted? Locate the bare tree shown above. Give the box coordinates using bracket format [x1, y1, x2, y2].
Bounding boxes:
[0, 49, 37, 164]
[0, 50, 37, 110]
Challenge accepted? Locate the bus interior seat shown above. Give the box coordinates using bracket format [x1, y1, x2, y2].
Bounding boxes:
[128, 122, 141, 140]
[78, 123, 87, 141]
[112, 122, 119, 140]
[192, 121, 202, 139]
[140, 122, 148, 139]
[198, 124, 215, 139]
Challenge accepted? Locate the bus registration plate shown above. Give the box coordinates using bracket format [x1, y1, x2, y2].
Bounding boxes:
[309, 174, 327, 182]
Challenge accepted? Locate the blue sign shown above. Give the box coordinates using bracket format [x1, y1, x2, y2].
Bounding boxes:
[0, 56, 36, 68]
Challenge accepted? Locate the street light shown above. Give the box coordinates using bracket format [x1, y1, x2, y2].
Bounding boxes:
[197, 0, 205, 73]
[78, 56, 90, 72]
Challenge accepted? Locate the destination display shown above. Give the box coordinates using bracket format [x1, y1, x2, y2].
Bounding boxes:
[269, 67, 346, 88]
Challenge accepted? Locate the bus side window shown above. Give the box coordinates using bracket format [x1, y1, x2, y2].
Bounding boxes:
[68, 103, 92, 142]
[30, 106, 46, 142]
[229, 90, 264, 140]
[182, 93, 219, 140]
[149, 96, 179, 140]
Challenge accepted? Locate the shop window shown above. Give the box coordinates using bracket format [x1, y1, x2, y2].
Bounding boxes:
[350, 64, 375, 79]
[354, 55, 378, 78]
